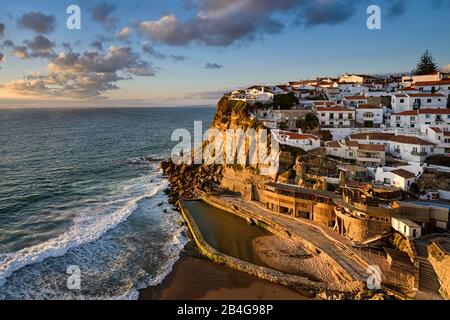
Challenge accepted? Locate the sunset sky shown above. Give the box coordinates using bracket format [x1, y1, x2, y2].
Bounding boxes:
[0, 0, 449, 107]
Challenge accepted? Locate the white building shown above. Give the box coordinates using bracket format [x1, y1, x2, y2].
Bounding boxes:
[390, 109, 450, 129]
[338, 83, 369, 97]
[272, 130, 321, 151]
[348, 132, 435, 163]
[402, 72, 442, 86]
[230, 86, 274, 104]
[316, 106, 355, 128]
[421, 125, 450, 154]
[355, 104, 384, 128]
[392, 217, 422, 239]
[375, 167, 417, 191]
[415, 79, 450, 98]
[325, 140, 385, 167]
[391, 93, 447, 113]
[343, 95, 368, 107]
[325, 139, 359, 161]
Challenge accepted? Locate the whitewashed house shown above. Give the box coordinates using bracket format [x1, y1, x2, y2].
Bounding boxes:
[390, 109, 450, 129]
[415, 79, 450, 99]
[402, 72, 442, 86]
[421, 125, 450, 154]
[375, 167, 417, 191]
[343, 95, 368, 107]
[316, 106, 355, 128]
[325, 140, 385, 167]
[325, 139, 359, 161]
[391, 93, 447, 113]
[355, 104, 384, 128]
[339, 83, 369, 97]
[392, 217, 422, 239]
[348, 132, 435, 163]
[272, 130, 321, 151]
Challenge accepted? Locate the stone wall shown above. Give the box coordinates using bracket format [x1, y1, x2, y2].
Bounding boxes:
[428, 242, 450, 299]
[336, 210, 391, 243]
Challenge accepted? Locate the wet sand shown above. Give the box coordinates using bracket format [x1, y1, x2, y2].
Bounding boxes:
[139, 253, 313, 300]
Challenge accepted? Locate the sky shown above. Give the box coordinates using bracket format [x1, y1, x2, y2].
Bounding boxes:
[0, 0, 449, 107]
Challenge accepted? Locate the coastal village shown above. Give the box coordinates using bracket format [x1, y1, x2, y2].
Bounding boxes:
[162, 54, 450, 300]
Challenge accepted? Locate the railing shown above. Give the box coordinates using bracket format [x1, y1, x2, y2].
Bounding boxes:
[411, 151, 428, 156]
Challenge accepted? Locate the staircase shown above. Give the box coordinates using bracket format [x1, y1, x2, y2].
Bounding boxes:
[418, 257, 441, 293]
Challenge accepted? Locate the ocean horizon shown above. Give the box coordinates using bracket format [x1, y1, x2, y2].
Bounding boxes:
[0, 106, 215, 299]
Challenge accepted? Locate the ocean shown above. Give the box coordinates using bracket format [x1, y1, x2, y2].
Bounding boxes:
[0, 107, 215, 299]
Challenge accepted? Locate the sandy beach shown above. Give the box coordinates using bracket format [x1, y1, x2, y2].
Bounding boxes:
[139, 253, 313, 300]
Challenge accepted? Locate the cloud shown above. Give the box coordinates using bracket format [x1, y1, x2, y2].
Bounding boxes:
[17, 11, 56, 34]
[2, 39, 29, 59]
[2, 35, 55, 59]
[0, 23, 5, 37]
[296, 0, 359, 26]
[24, 35, 55, 58]
[138, 0, 366, 47]
[142, 43, 166, 59]
[92, 2, 118, 29]
[386, 0, 406, 19]
[204, 62, 223, 70]
[116, 27, 131, 40]
[1, 46, 156, 99]
[170, 55, 187, 62]
[441, 64, 450, 73]
[91, 41, 104, 51]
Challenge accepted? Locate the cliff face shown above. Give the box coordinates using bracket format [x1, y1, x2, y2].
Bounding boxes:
[162, 97, 267, 203]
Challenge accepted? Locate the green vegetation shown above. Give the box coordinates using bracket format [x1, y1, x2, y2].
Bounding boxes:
[296, 113, 319, 131]
[413, 50, 438, 76]
[425, 154, 450, 167]
[273, 92, 299, 110]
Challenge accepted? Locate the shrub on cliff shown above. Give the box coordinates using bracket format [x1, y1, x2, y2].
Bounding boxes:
[273, 92, 299, 110]
[425, 155, 450, 167]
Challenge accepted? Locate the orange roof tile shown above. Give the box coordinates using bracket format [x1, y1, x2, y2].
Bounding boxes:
[390, 169, 416, 179]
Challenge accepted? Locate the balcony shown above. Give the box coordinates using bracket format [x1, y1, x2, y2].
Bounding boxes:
[411, 151, 428, 156]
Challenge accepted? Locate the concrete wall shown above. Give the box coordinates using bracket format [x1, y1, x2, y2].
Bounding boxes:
[336, 209, 391, 243]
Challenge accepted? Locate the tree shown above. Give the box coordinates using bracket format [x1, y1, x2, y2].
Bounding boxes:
[273, 92, 299, 110]
[413, 50, 438, 75]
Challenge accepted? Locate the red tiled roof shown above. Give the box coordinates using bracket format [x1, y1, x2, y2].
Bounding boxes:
[418, 109, 450, 115]
[408, 93, 445, 97]
[357, 104, 383, 109]
[389, 135, 434, 145]
[399, 86, 417, 91]
[325, 141, 341, 148]
[350, 133, 395, 140]
[345, 140, 359, 147]
[314, 101, 335, 106]
[415, 79, 450, 86]
[358, 144, 385, 152]
[344, 95, 367, 100]
[280, 131, 320, 141]
[429, 127, 443, 133]
[395, 110, 418, 116]
[316, 107, 354, 112]
[390, 169, 416, 179]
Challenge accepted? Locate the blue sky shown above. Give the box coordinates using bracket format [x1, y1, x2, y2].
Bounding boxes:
[0, 0, 449, 107]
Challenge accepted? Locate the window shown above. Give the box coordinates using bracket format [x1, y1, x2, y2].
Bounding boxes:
[400, 99, 405, 103]
[427, 99, 432, 103]
[410, 116, 415, 121]
[321, 113, 325, 117]
[348, 113, 353, 119]
[396, 116, 401, 121]
[426, 115, 431, 119]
